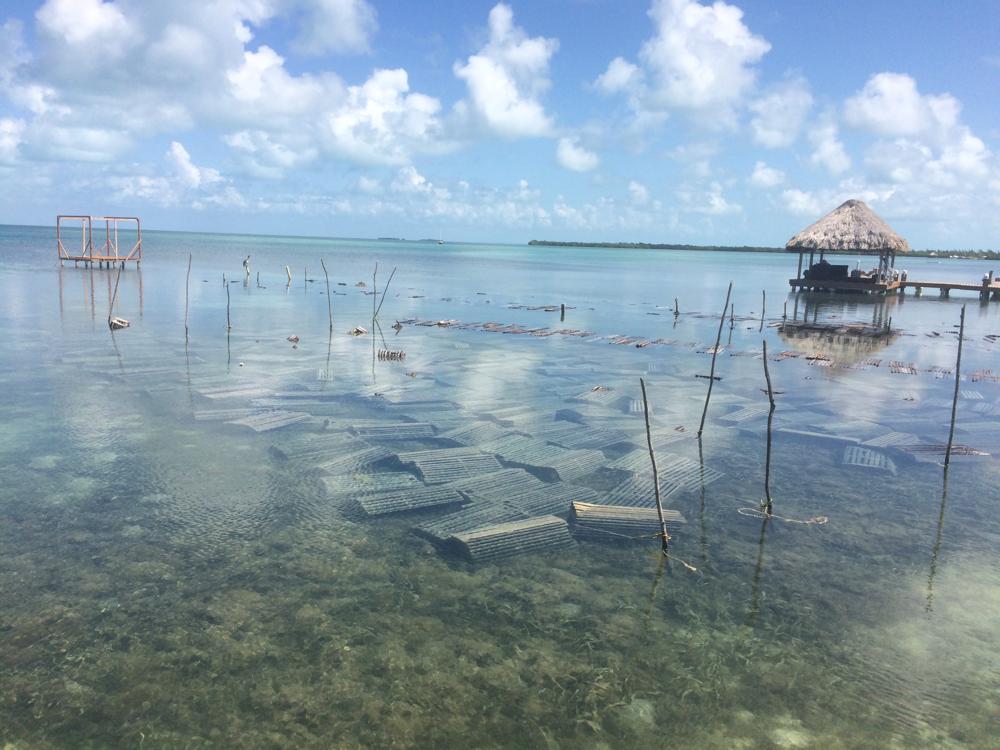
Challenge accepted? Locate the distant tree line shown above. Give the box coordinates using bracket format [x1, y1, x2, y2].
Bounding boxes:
[527, 240, 999, 259]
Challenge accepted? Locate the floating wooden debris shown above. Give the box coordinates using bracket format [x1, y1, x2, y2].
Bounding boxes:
[901, 444, 990, 462]
[889, 361, 919, 375]
[396, 447, 502, 484]
[960, 390, 983, 400]
[349, 326, 368, 336]
[450, 515, 574, 562]
[378, 349, 406, 361]
[228, 410, 310, 432]
[109, 317, 130, 330]
[570, 501, 686, 541]
[351, 422, 436, 440]
[842, 445, 897, 474]
[287, 335, 300, 343]
[359, 485, 466, 516]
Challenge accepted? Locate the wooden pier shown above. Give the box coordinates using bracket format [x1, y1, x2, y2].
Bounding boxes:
[58, 215, 142, 267]
[789, 276, 1000, 300]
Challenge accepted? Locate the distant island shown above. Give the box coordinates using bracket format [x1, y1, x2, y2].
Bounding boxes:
[528, 239, 1000, 260]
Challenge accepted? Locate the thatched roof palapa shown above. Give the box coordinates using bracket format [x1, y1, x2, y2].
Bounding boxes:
[785, 199, 909, 255]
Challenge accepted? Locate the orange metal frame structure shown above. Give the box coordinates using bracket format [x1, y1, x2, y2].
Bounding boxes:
[57, 215, 142, 267]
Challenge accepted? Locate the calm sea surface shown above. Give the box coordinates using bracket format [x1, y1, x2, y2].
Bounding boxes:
[1, 223, 999, 748]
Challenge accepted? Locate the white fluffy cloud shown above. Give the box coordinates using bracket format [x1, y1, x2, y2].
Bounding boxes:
[0, 118, 25, 164]
[749, 160, 784, 187]
[453, 3, 558, 138]
[555, 137, 598, 172]
[808, 117, 851, 175]
[36, 0, 130, 46]
[844, 72, 959, 142]
[628, 179, 650, 205]
[291, 0, 377, 55]
[596, 0, 770, 126]
[749, 76, 813, 148]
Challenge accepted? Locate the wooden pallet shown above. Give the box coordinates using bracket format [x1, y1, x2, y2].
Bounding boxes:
[228, 410, 311, 432]
[862, 431, 920, 448]
[451, 515, 574, 562]
[317, 445, 393, 474]
[608, 454, 723, 493]
[396, 447, 502, 484]
[322, 471, 422, 498]
[530, 422, 633, 450]
[414, 499, 532, 543]
[438, 421, 517, 446]
[359, 485, 466, 516]
[842, 446, 897, 474]
[571, 501, 686, 541]
[351, 422, 437, 440]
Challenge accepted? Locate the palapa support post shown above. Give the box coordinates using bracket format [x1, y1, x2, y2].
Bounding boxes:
[783, 300, 787, 321]
[639, 377, 670, 554]
[944, 305, 966, 468]
[698, 281, 733, 439]
[321, 258, 333, 332]
[761, 340, 776, 516]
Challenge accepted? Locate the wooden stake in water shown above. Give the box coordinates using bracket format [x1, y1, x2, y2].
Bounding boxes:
[373, 266, 397, 320]
[698, 281, 733, 438]
[762, 340, 776, 515]
[944, 305, 966, 467]
[640, 377, 670, 554]
[285, 265, 292, 284]
[108, 264, 123, 329]
[320, 258, 333, 332]
[184, 253, 191, 340]
[225, 274, 231, 330]
[674, 298, 679, 317]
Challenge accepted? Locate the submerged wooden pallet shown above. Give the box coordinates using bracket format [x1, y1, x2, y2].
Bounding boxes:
[272, 433, 372, 463]
[607, 454, 723, 494]
[451, 515, 574, 562]
[719, 406, 770, 423]
[228, 410, 311, 432]
[359, 485, 466, 516]
[450, 468, 551, 501]
[571, 501, 686, 541]
[317, 445, 393, 474]
[351, 422, 437, 440]
[531, 421, 633, 450]
[198, 385, 274, 400]
[862, 431, 920, 449]
[414, 499, 532, 543]
[396, 447, 502, 484]
[322, 471, 422, 498]
[438, 421, 516, 446]
[482, 435, 604, 481]
[193, 408, 260, 422]
[842, 446, 897, 474]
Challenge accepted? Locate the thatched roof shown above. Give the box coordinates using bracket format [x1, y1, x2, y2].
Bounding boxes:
[785, 199, 909, 254]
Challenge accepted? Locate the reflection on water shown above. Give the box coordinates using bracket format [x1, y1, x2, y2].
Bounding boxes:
[2, 224, 1000, 748]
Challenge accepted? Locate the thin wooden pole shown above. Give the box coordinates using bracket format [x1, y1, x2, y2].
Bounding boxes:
[225, 274, 231, 331]
[674, 298, 679, 317]
[944, 305, 966, 467]
[698, 281, 732, 438]
[372, 262, 378, 324]
[108, 264, 122, 328]
[374, 266, 397, 320]
[762, 340, 776, 515]
[285, 265, 292, 284]
[320, 258, 333, 332]
[640, 377, 669, 554]
[184, 253, 191, 340]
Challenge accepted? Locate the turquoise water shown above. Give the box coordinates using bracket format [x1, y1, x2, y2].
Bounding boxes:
[1, 224, 999, 748]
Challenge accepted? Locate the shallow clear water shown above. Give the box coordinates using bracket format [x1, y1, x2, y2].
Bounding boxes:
[1, 224, 999, 748]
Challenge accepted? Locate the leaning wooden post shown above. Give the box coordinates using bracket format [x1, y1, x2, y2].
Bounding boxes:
[674, 298, 679, 317]
[285, 265, 292, 284]
[698, 282, 733, 438]
[225, 274, 232, 331]
[762, 340, 776, 515]
[184, 253, 191, 340]
[108, 264, 123, 328]
[640, 377, 670, 554]
[944, 305, 966, 467]
[320, 259, 333, 332]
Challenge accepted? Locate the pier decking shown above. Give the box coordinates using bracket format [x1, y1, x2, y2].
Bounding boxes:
[789, 277, 1000, 299]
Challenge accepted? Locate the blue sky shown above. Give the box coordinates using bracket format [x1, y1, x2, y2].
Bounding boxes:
[0, 0, 998, 248]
